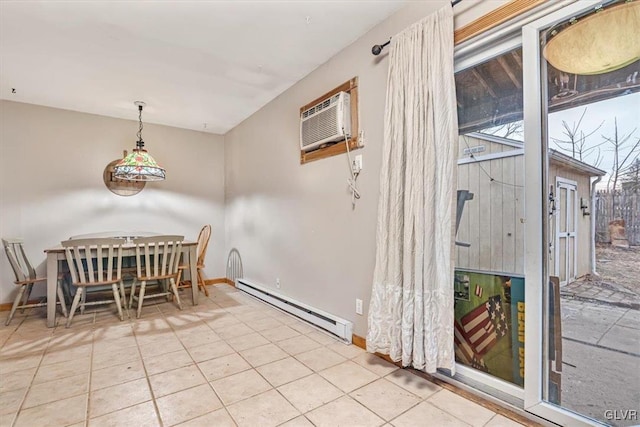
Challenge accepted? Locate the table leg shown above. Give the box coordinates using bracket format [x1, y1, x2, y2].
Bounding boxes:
[46, 253, 59, 327]
[189, 245, 198, 305]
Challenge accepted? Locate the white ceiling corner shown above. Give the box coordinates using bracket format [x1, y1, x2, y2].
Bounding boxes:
[0, 0, 406, 134]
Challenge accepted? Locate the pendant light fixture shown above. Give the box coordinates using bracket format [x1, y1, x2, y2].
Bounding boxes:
[543, 1, 640, 75]
[113, 101, 166, 181]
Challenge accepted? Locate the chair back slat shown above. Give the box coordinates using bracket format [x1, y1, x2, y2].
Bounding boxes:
[132, 235, 184, 280]
[2, 238, 37, 283]
[196, 225, 212, 267]
[61, 238, 124, 285]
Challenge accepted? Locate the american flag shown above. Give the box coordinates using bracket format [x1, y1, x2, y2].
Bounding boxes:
[454, 320, 487, 371]
[474, 284, 483, 298]
[460, 295, 508, 356]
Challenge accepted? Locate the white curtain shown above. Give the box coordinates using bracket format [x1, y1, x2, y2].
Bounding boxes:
[367, 5, 458, 373]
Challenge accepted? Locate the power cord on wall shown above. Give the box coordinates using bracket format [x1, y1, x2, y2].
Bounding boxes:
[343, 128, 361, 208]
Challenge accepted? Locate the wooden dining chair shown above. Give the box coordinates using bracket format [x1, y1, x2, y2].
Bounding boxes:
[129, 235, 184, 318]
[62, 237, 125, 327]
[2, 238, 68, 326]
[178, 225, 211, 297]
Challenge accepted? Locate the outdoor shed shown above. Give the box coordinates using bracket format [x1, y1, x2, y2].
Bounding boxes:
[456, 132, 605, 285]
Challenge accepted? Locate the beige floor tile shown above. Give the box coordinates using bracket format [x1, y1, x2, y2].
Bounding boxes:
[205, 314, 242, 330]
[227, 389, 300, 427]
[239, 343, 288, 367]
[305, 395, 384, 427]
[350, 378, 421, 421]
[0, 388, 27, 416]
[211, 368, 272, 405]
[0, 281, 528, 427]
[131, 305, 161, 318]
[33, 356, 90, 384]
[149, 364, 206, 398]
[0, 412, 16, 427]
[0, 353, 43, 371]
[173, 323, 214, 337]
[226, 332, 269, 352]
[288, 321, 316, 334]
[246, 316, 284, 332]
[215, 323, 255, 340]
[165, 313, 204, 328]
[277, 373, 343, 413]
[139, 338, 184, 358]
[391, 401, 470, 427]
[156, 383, 222, 427]
[260, 325, 300, 342]
[134, 329, 177, 347]
[93, 323, 134, 340]
[306, 330, 339, 345]
[47, 332, 93, 352]
[14, 393, 87, 427]
[93, 309, 124, 325]
[63, 313, 96, 328]
[23, 372, 88, 409]
[279, 416, 315, 427]
[234, 310, 272, 323]
[93, 335, 138, 354]
[91, 359, 146, 390]
[319, 361, 379, 393]
[295, 347, 347, 372]
[276, 335, 322, 356]
[197, 353, 251, 381]
[177, 330, 222, 349]
[428, 389, 495, 427]
[0, 368, 36, 393]
[89, 377, 151, 418]
[484, 414, 525, 427]
[92, 347, 141, 371]
[257, 357, 313, 387]
[188, 341, 235, 363]
[385, 369, 441, 399]
[41, 344, 92, 366]
[0, 337, 48, 357]
[88, 400, 159, 427]
[174, 408, 236, 427]
[143, 348, 194, 376]
[353, 353, 399, 377]
[326, 342, 366, 359]
[132, 319, 172, 340]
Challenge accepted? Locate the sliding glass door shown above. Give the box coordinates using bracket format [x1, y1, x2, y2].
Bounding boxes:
[452, 1, 639, 425]
[523, 1, 640, 425]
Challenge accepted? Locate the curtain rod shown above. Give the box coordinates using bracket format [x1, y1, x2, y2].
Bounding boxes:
[371, 0, 463, 55]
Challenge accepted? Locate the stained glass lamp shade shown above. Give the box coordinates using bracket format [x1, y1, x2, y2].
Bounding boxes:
[113, 147, 165, 181]
[113, 102, 166, 182]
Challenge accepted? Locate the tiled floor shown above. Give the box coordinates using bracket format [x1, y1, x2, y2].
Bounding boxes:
[0, 285, 527, 427]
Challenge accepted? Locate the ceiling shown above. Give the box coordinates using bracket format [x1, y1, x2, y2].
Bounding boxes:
[0, 0, 406, 134]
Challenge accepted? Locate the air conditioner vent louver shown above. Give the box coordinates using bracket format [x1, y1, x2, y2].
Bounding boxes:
[300, 91, 351, 152]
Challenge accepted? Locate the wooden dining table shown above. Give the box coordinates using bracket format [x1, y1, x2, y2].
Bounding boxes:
[44, 233, 198, 327]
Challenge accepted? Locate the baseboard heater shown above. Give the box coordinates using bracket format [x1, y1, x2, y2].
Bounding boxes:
[236, 279, 353, 344]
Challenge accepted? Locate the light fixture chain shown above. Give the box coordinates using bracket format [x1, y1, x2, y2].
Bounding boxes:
[137, 106, 143, 142]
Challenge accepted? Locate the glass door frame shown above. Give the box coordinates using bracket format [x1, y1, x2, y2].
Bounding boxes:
[522, 1, 608, 425]
[449, 0, 574, 408]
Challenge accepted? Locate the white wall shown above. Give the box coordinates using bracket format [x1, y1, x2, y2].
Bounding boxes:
[224, 1, 508, 336]
[0, 100, 226, 303]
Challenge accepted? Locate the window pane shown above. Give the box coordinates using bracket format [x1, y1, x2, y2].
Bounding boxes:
[454, 46, 525, 387]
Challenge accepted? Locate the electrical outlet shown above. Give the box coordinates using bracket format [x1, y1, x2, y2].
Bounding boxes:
[276, 278, 280, 289]
[354, 154, 363, 172]
[355, 298, 363, 315]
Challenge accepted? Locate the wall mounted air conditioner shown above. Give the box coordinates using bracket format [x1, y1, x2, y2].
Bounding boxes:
[300, 91, 351, 152]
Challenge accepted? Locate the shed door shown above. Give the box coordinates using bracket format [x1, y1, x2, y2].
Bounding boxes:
[555, 178, 577, 286]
